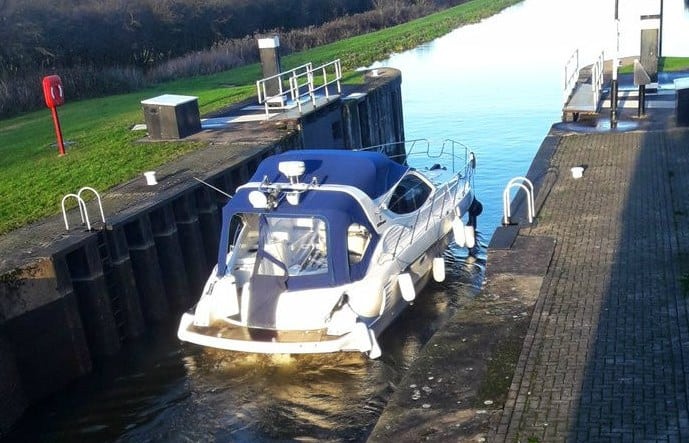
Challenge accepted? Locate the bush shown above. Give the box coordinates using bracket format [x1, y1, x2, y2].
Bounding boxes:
[0, 66, 145, 119]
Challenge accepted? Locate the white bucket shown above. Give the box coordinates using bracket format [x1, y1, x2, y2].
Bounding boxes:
[144, 171, 158, 185]
[571, 166, 584, 179]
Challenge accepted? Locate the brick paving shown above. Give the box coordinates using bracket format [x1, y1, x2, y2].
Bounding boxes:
[493, 126, 689, 441]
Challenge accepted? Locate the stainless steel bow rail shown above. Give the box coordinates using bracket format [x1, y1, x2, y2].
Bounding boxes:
[61, 186, 105, 231]
[503, 176, 534, 225]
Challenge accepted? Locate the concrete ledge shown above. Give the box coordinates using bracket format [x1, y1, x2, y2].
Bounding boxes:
[369, 235, 555, 441]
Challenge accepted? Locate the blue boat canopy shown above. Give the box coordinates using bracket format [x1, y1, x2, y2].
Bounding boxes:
[249, 149, 408, 199]
[215, 150, 410, 288]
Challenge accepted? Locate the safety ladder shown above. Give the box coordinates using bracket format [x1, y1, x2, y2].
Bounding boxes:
[61, 186, 105, 231]
[502, 177, 535, 225]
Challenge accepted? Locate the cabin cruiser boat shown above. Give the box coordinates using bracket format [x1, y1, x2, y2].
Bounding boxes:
[178, 141, 480, 358]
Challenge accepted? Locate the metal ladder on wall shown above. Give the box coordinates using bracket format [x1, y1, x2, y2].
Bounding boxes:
[502, 176, 535, 225]
[61, 188, 127, 340]
[95, 230, 127, 341]
[61, 186, 105, 231]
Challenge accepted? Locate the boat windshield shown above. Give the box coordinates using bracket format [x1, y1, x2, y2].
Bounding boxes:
[257, 216, 329, 277]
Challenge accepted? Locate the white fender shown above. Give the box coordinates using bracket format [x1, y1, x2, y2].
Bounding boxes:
[464, 225, 476, 249]
[192, 296, 211, 327]
[209, 278, 239, 322]
[368, 329, 382, 359]
[398, 273, 416, 302]
[240, 282, 251, 322]
[452, 217, 466, 248]
[194, 276, 240, 326]
[353, 321, 373, 354]
[432, 257, 446, 282]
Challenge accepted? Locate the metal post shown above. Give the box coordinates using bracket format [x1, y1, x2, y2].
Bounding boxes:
[659, 0, 664, 57]
[638, 84, 646, 117]
[610, 0, 620, 128]
[51, 106, 66, 156]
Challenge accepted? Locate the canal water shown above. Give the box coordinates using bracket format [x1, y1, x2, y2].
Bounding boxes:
[5, 1, 689, 441]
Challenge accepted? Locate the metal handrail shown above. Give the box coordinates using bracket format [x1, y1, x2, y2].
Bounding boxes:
[564, 49, 605, 110]
[502, 176, 535, 225]
[61, 194, 90, 231]
[378, 148, 475, 262]
[77, 186, 105, 224]
[310, 59, 342, 102]
[358, 138, 471, 175]
[61, 187, 105, 231]
[564, 49, 580, 103]
[256, 59, 342, 119]
[256, 62, 312, 117]
[291, 59, 342, 114]
[591, 50, 605, 109]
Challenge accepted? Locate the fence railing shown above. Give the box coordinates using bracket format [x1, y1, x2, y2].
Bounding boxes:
[564, 49, 580, 103]
[591, 50, 605, 108]
[563, 49, 605, 110]
[255, 59, 342, 119]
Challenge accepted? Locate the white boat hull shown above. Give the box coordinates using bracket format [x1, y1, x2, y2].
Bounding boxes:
[177, 229, 455, 358]
[177, 145, 479, 358]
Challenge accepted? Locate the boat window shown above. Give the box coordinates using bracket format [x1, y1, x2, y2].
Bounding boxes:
[257, 216, 329, 277]
[347, 223, 371, 265]
[387, 174, 432, 214]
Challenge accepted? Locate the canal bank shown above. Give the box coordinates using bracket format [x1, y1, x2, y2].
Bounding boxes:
[0, 68, 405, 436]
[369, 73, 689, 441]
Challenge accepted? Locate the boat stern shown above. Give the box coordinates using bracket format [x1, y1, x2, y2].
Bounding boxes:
[177, 312, 381, 358]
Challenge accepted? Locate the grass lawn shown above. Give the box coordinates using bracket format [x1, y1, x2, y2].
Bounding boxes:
[0, 0, 522, 235]
[618, 56, 689, 74]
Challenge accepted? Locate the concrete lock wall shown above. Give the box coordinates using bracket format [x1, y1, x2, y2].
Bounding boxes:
[0, 68, 404, 435]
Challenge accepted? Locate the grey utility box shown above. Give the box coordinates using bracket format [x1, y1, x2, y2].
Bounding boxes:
[675, 78, 689, 126]
[141, 94, 201, 140]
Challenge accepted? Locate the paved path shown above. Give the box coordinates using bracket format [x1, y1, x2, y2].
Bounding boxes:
[494, 126, 689, 441]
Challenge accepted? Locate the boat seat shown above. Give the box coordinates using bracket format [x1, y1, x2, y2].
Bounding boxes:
[347, 224, 370, 263]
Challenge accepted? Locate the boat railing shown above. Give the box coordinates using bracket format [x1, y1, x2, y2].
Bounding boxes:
[359, 138, 472, 175]
[383, 171, 467, 262]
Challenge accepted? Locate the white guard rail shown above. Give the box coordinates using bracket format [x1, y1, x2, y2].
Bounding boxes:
[563, 49, 579, 104]
[502, 177, 534, 225]
[361, 139, 476, 262]
[591, 50, 605, 109]
[61, 186, 105, 231]
[256, 59, 342, 119]
[563, 49, 605, 110]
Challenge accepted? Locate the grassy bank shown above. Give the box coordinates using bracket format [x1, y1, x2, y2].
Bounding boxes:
[618, 56, 689, 74]
[0, 0, 522, 235]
